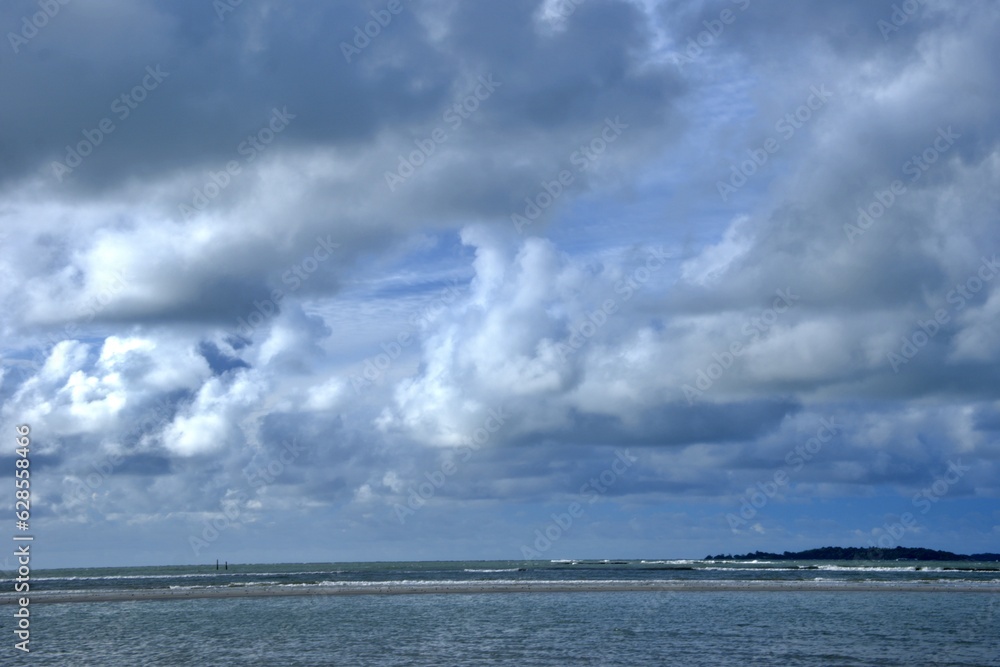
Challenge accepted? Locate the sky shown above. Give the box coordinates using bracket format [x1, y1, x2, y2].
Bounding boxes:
[0, 0, 998, 569]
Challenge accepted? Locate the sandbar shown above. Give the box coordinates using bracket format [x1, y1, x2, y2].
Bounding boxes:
[3, 580, 999, 605]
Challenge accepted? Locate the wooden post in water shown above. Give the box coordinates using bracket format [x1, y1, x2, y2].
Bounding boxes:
[216, 559, 219, 570]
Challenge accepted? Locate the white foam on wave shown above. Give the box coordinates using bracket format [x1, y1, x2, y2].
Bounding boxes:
[463, 569, 520, 573]
[39, 573, 218, 582]
[167, 580, 281, 590]
[75, 577, 1000, 597]
[699, 566, 802, 572]
[641, 560, 697, 565]
[286, 578, 672, 589]
[814, 565, 946, 572]
[30, 569, 347, 583]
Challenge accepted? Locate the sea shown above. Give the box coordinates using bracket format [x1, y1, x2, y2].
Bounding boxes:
[3, 559, 998, 666]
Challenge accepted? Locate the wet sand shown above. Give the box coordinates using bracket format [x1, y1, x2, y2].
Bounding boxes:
[4, 580, 999, 605]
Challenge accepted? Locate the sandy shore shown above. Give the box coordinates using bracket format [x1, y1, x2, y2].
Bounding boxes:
[4, 580, 999, 605]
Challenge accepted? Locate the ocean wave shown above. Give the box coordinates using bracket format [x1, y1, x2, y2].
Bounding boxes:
[640, 560, 697, 565]
[286, 579, 671, 588]
[153, 577, 1000, 592]
[30, 577, 1000, 601]
[463, 569, 520, 573]
[698, 566, 803, 572]
[37, 573, 220, 582]
[814, 565, 946, 572]
[28, 569, 347, 583]
[168, 580, 282, 590]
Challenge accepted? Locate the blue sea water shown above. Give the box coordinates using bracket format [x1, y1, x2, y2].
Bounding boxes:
[4, 560, 998, 665]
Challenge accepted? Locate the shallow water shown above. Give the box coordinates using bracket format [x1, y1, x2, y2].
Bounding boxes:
[18, 590, 999, 666]
[5, 560, 998, 665]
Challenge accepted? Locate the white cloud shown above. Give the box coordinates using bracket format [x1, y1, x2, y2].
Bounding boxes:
[162, 371, 264, 457]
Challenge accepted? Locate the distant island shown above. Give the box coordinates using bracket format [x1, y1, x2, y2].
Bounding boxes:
[706, 546, 1000, 562]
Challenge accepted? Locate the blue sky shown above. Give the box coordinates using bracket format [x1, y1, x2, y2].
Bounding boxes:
[1, 0, 999, 568]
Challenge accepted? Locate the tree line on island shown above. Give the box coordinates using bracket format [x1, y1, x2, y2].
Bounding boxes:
[706, 546, 1000, 561]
